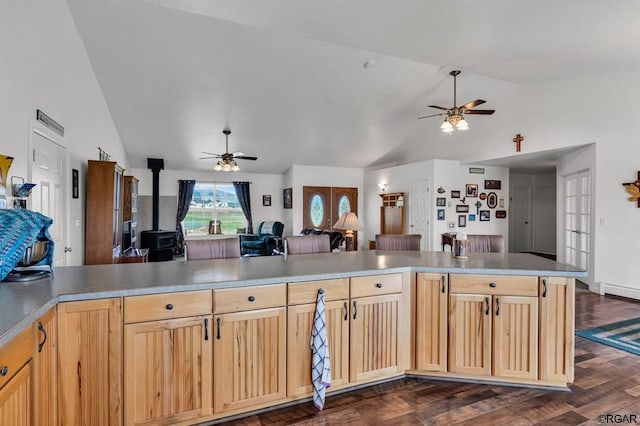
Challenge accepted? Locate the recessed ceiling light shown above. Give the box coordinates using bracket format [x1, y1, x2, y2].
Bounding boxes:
[363, 60, 375, 69]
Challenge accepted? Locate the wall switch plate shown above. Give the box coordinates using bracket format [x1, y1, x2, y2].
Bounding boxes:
[75, 218, 81, 229]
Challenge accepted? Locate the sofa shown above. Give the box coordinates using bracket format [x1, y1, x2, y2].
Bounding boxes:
[300, 228, 344, 251]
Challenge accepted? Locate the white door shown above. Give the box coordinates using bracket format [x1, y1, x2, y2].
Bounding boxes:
[509, 185, 532, 252]
[410, 179, 429, 250]
[30, 129, 68, 266]
[564, 171, 590, 270]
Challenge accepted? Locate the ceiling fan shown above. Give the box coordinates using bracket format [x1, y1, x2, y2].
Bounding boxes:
[417, 70, 495, 132]
[199, 128, 257, 171]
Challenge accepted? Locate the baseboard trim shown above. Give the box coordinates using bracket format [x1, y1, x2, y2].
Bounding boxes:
[600, 282, 640, 301]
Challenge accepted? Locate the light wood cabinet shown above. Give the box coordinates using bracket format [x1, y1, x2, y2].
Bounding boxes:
[350, 293, 403, 383]
[86, 160, 124, 265]
[448, 274, 539, 381]
[0, 363, 31, 426]
[448, 293, 492, 376]
[213, 307, 286, 414]
[124, 316, 212, 425]
[415, 273, 447, 372]
[33, 308, 57, 426]
[0, 327, 32, 426]
[287, 299, 349, 397]
[539, 277, 575, 384]
[58, 298, 122, 426]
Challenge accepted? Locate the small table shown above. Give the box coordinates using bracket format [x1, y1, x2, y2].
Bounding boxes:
[441, 233, 457, 252]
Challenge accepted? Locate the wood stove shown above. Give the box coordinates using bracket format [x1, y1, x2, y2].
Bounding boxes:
[140, 158, 176, 262]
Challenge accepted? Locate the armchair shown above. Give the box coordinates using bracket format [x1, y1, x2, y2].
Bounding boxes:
[240, 221, 284, 256]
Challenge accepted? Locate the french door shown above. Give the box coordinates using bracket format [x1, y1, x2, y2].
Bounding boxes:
[302, 186, 358, 248]
[564, 170, 590, 270]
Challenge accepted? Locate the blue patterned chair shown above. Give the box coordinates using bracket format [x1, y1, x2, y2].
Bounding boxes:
[240, 221, 284, 256]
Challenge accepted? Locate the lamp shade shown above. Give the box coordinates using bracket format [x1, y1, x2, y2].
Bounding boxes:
[333, 212, 363, 231]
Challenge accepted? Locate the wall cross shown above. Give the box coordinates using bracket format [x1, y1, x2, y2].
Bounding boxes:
[513, 134, 524, 152]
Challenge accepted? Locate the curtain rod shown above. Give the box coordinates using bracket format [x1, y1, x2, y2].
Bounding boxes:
[177, 180, 252, 184]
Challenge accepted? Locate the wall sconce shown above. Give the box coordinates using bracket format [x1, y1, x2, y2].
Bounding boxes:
[377, 183, 387, 192]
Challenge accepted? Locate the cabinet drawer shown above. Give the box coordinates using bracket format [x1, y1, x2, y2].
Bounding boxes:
[213, 284, 286, 314]
[350, 273, 403, 298]
[0, 327, 31, 389]
[449, 274, 538, 297]
[288, 278, 349, 304]
[124, 290, 211, 323]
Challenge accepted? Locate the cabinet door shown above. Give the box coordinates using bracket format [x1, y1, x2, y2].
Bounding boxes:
[58, 298, 122, 426]
[539, 277, 574, 384]
[416, 274, 447, 372]
[287, 300, 349, 397]
[0, 362, 31, 426]
[124, 316, 212, 425]
[493, 296, 538, 380]
[350, 293, 403, 383]
[214, 307, 286, 414]
[448, 294, 491, 376]
[33, 308, 57, 426]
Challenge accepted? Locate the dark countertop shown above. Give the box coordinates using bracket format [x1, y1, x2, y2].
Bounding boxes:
[0, 251, 585, 346]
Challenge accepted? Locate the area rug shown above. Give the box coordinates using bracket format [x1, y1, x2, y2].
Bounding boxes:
[576, 317, 640, 356]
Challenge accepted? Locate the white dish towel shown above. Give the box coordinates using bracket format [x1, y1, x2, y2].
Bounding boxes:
[311, 289, 331, 410]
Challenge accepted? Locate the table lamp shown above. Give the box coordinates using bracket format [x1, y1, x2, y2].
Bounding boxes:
[333, 212, 362, 251]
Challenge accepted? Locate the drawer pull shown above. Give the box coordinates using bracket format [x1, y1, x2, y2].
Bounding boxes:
[375, 283, 382, 289]
[489, 282, 497, 288]
[496, 297, 500, 316]
[484, 297, 490, 316]
[542, 279, 548, 298]
[0, 366, 7, 376]
[248, 296, 255, 302]
[37, 321, 47, 353]
[352, 301, 358, 320]
[343, 301, 348, 321]
[204, 318, 209, 341]
[165, 304, 174, 310]
[216, 317, 221, 340]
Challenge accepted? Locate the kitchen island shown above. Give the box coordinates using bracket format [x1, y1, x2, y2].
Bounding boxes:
[0, 251, 585, 425]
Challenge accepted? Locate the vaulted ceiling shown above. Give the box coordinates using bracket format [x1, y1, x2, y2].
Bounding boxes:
[66, 0, 640, 173]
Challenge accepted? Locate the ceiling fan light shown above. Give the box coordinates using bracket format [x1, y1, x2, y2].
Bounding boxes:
[222, 162, 232, 172]
[456, 118, 469, 130]
[441, 120, 454, 133]
[231, 162, 240, 172]
[214, 162, 223, 171]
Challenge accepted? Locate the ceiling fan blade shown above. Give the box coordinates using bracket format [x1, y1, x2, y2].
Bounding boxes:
[465, 109, 495, 115]
[428, 105, 450, 111]
[234, 155, 258, 161]
[199, 156, 221, 160]
[460, 99, 486, 110]
[417, 112, 445, 119]
[231, 151, 246, 156]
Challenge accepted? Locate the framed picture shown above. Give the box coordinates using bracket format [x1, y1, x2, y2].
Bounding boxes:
[468, 214, 476, 221]
[466, 184, 478, 198]
[262, 195, 271, 206]
[484, 179, 502, 190]
[496, 210, 507, 219]
[451, 190, 461, 199]
[72, 169, 79, 199]
[436, 197, 446, 206]
[283, 187, 292, 209]
[469, 167, 485, 174]
[479, 210, 490, 221]
[456, 204, 469, 213]
[458, 215, 467, 227]
[437, 209, 445, 220]
[479, 192, 487, 200]
[486, 192, 498, 209]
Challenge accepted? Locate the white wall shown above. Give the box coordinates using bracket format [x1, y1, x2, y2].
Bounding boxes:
[364, 160, 509, 251]
[129, 168, 284, 233]
[288, 165, 364, 239]
[0, 0, 126, 265]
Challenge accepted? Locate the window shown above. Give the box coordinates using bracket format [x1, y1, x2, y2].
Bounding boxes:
[183, 182, 246, 235]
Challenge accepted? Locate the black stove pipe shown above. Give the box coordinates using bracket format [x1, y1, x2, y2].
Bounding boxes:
[147, 158, 164, 231]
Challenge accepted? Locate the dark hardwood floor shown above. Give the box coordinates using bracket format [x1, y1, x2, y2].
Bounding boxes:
[221, 285, 640, 425]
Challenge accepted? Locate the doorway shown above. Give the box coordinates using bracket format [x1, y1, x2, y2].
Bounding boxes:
[302, 186, 358, 248]
[30, 128, 68, 266]
[563, 170, 591, 270]
[410, 179, 429, 250]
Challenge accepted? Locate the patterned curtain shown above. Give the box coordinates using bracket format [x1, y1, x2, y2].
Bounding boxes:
[175, 180, 195, 255]
[233, 181, 253, 234]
